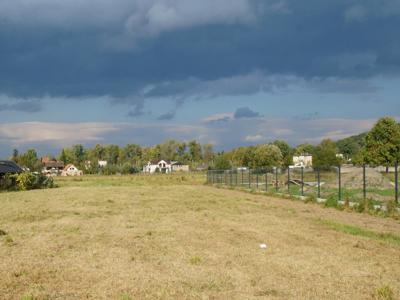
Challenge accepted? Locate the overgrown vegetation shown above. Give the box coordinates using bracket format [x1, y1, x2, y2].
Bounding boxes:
[0, 172, 54, 192]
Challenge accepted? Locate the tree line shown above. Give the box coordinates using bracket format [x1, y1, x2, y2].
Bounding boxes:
[8, 117, 400, 173]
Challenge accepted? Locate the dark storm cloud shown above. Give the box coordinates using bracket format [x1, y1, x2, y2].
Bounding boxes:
[0, 0, 399, 103]
[234, 107, 262, 119]
[157, 111, 176, 121]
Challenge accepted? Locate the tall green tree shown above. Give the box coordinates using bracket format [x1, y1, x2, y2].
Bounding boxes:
[273, 140, 292, 167]
[19, 149, 40, 171]
[202, 144, 214, 165]
[214, 153, 231, 170]
[363, 117, 400, 169]
[11, 149, 19, 163]
[313, 139, 340, 169]
[72, 144, 86, 166]
[188, 140, 202, 162]
[105, 145, 120, 165]
[252, 144, 283, 169]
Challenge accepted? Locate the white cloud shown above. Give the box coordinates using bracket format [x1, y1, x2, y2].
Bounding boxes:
[245, 134, 264, 142]
[0, 122, 121, 146]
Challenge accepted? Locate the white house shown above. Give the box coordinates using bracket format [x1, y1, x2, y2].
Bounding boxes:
[143, 160, 172, 173]
[143, 160, 190, 174]
[293, 154, 313, 168]
[61, 164, 83, 176]
[98, 160, 108, 167]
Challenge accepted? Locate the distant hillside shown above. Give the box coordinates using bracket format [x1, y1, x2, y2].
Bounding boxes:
[335, 132, 367, 158]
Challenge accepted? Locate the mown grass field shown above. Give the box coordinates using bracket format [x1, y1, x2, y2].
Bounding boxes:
[1, 173, 400, 299]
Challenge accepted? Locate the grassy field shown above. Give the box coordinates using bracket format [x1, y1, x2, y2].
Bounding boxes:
[1, 174, 400, 299]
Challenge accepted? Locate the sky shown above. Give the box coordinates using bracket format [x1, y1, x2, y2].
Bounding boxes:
[0, 0, 400, 157]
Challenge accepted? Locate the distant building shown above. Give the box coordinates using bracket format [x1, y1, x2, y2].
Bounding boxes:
[61, 164, 83, 176]
[98, 160, 108, 167]
[172, 162, 190, 172]
[41, 157, 64, 175]
[293, 154, 313, 168]
[143, 160, 189, 174]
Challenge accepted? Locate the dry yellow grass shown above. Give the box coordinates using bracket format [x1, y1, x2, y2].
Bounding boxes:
[1, 174, 400, 299]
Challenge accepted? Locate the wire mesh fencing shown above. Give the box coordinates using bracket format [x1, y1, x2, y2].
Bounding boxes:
[207, 164, 400, 207]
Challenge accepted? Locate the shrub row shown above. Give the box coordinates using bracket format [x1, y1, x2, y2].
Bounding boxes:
[0, 173, 54, 191]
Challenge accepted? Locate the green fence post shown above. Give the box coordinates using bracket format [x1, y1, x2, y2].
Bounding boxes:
[363, 164, 366, 202]
[395, 161, 398, 204]
[301, 167, 304, 197]
[317, 168, 321, 199]
[338, 165, 342, 202]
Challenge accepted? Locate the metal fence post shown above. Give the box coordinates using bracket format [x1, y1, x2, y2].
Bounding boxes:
[275, 167, 278, 192]
[248, 169, 251, 189]
[363, 164, 366, 202]
[265, 169, 268, 192]
[301, 167, 304, 197]
[256, 171, 259, 189]
[230, 170, 232, 186]
[317, 168, 321, 199]
[287, 168, 290, 194]
[395, 161, 399, 204]
[338, 165, 342, 202]
[241, 169, 244, 187]
[235, 170, 238, 187]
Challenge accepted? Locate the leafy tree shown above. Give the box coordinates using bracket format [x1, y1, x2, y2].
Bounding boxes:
[105, 145, 120, 165]
[90, 144, 106, 161]
[214, 153, 231, 170]
[58, 148, 74, 164]
[336, 132, 367, 159]
[313, 139, 340, 169]
[273, 140, 292, 167]
[159, 140, 180, 161]
[122, 144, 142, 165]
[72, 144, 86, 167]
[188, 140, 202, 162]
[202, 144, 214, 165]
[11, 149, 19, 163]
[295, 143, 315, 155]
[177, 142, 187, 158]
[252, 144, 283, 169]
[19, 149, 40, 171]
[363, 117, 400, 169]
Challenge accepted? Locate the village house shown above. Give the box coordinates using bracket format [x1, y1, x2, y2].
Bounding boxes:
[143, 160, 190, 174]
[292, 154, 313, 168]
[61, 164, 83, 176]
[41, 157, 64, 175]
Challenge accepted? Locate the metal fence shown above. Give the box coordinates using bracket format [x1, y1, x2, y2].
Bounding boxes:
[207, 163, 399, 205]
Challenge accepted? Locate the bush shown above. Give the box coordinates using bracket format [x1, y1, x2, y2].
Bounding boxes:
[0, 172, 54, 191]
[325, 196, 338, 208]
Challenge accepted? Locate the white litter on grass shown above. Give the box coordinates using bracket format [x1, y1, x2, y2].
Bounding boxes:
[259, 243, 267, 249]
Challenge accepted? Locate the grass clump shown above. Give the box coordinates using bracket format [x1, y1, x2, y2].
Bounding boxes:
[374, 285, 394, 300]
[317, 219, 400, 246]
[324, 196, 338, 208]
[0, 229, 7, 236]
[20, 294, 35, 300]
[189, 256, 202, 265]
